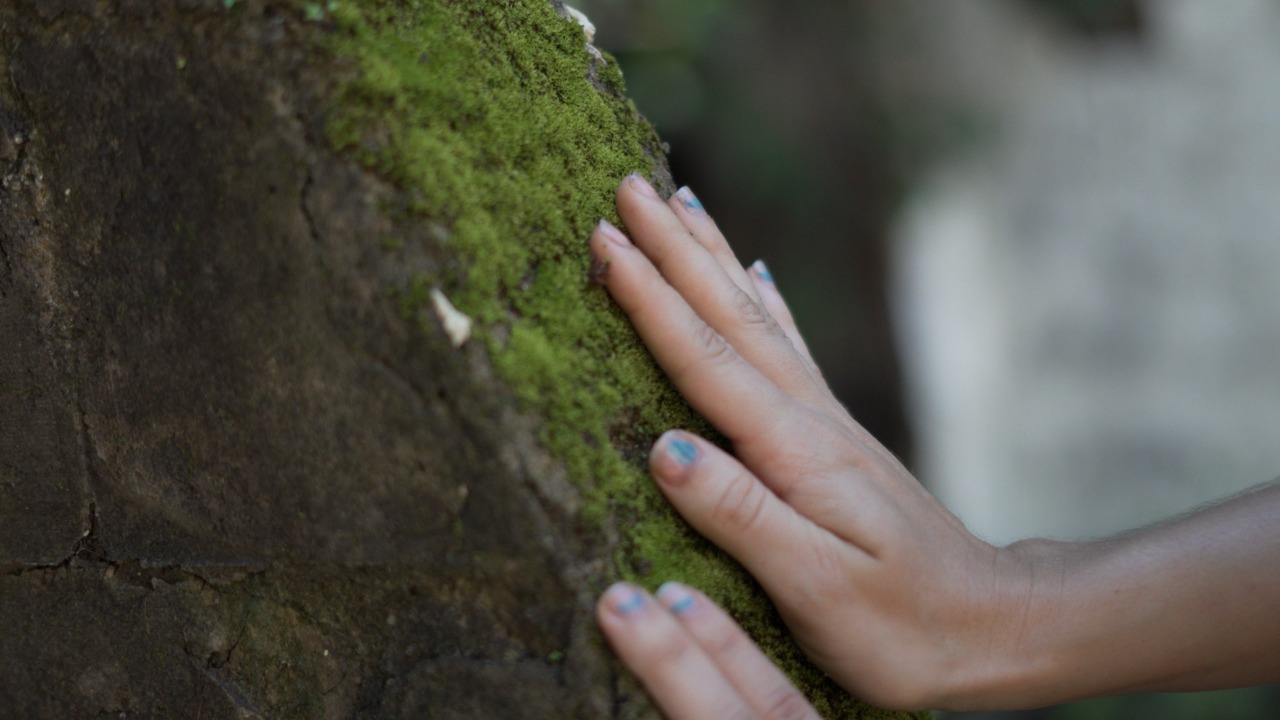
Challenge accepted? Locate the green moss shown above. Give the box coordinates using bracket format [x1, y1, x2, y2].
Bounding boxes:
[320, 2, 923, 717]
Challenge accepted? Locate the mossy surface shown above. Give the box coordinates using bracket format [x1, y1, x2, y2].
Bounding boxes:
[320, 2, 924, 717]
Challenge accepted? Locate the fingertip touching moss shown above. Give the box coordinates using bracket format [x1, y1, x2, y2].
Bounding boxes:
[321, 2, 926, 717]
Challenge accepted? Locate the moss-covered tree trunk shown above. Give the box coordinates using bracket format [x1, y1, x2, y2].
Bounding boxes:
[0, 1, 922, 717]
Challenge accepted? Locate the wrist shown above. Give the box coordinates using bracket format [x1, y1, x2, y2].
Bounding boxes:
[967, 535, 1169, 710]
[938, 537, 1090, 711]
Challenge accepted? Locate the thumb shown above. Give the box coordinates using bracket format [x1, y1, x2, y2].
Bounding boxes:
[649, 431, 830, 588]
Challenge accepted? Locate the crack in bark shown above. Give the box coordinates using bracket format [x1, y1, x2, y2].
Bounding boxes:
[299, 167, 323, 246]
[0, 547, 257, 585]
[183, 620, 247, 671]
[0, 233, 11, 299]
[0, 500, 97, 577]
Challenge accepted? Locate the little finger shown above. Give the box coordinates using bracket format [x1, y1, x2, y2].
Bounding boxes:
[748, 260, 817, 366]
[669, 186, 764, 306]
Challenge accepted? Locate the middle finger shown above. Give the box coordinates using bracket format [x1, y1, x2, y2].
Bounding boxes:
[617, 175, 826, 405]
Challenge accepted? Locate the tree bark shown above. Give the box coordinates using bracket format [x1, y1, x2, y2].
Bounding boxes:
[0, 1, 921, 717]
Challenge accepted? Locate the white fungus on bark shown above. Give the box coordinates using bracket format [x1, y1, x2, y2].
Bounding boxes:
[430, 288, 472, 348]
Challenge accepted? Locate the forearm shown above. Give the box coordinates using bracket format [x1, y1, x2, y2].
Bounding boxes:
[991, 480, 1280, 708]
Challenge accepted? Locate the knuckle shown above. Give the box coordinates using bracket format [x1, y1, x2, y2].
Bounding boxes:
[701, 618, 747, 659]
[693, 321, 737, 368]
[710, 470, 770, 536]
[808, 543, 850, 591]
[728, 287, 772, 332]
[761, 686, 814, 720]
[785, 542, 850, 617]
[671, 321, 738, 386]
[648, 626, 698, 670]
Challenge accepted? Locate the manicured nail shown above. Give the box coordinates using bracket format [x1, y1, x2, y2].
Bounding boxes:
[597, 219, 631, 248]
[751, 259, 774, 284]
[657, 582, 696, 615]
[662, 432, 698, 468]
[604, 582, 647, 616]
[674, 186, 704, 213]
[626, 172, 659, 198]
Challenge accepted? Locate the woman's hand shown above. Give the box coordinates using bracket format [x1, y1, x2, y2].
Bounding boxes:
[589, 174, 1280, 712]
[595, 581, 820, 720]
[588, 174, 1023, 711]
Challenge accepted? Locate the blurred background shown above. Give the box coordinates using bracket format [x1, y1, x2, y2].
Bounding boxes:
[571, 0, 1280, 717]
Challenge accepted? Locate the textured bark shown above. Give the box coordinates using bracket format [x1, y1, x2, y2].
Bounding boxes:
[0, 3, 624, 717]
[0, 2, 917, 718]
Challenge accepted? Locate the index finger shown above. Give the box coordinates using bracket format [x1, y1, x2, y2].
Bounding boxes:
[615, 176, 827, 408]
[590, 220, 796, 447]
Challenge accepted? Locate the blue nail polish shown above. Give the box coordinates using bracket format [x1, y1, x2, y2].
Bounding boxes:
[675, 186, 704, 212]
[667, 437, 698, 467]
[753, 260, 774, 284]
[658, 583, 696, 614]
[615, 589, 646, 615]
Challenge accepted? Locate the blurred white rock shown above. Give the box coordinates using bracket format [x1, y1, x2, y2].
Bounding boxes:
[892, 0, 1280, 543]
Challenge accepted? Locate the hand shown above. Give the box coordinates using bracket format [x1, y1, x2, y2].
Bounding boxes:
[595, 581, 820, 719]
[589, 174, 1280, 711]
[588, 173, 1016, 710]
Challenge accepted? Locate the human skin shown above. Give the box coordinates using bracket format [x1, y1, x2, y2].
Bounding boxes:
[589, 173, 1280, 714]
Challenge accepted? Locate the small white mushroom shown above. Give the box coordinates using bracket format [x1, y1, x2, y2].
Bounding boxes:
[430, 288, 472, 348]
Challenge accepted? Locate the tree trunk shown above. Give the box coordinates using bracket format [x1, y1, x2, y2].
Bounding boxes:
[0, 1, 921, 717]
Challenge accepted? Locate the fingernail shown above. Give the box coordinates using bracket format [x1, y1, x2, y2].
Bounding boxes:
[589, 254, 611, 285]
[674, 186, 705, 214]
[626, 172, 659, 198]
[652, 432, 699, 486]
[597, 219, 631, 248]
[661, 431, 699, 468]
[751, 259, 774, 284]
[657, 582, 696, 615]
[603, 582, 647, 616]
